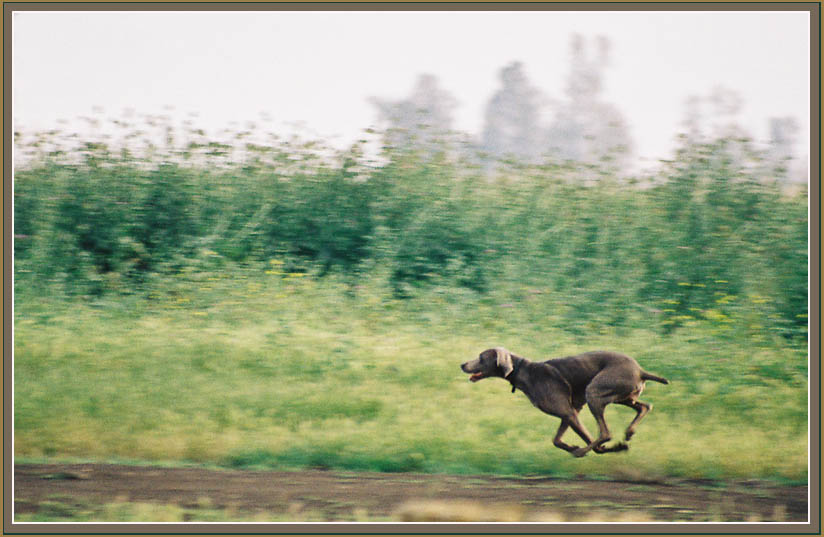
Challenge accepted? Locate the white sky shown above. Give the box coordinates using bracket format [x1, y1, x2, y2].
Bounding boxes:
[12, 10, 811, 167]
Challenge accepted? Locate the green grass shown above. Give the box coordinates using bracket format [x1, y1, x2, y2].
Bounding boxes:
[14, 267, 808, 482]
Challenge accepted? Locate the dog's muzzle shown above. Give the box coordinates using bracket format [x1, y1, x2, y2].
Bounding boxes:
[461, 362, 486, 382]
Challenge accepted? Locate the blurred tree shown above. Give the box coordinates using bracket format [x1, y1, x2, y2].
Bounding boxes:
[481, 61, 546, 163]
[679, 87, 804, 183]
[768, 116, 800, 180]
[681, 95, 704, 144]
[370, 74, 458, 155]
[545, 35, 633, 171]
[679, 86, 749, 143]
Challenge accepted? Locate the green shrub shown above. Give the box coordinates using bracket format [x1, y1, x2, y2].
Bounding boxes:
[12, 123, 808, 342]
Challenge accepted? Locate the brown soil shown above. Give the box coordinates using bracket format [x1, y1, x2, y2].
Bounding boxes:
[13, 463, 807, 522]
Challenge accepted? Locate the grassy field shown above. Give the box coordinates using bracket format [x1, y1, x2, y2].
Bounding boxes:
[13, 121, 808, 487]
[14, 267, 807, 482]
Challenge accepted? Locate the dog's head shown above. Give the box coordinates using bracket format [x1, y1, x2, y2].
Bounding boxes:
[461, 347, 514, 382]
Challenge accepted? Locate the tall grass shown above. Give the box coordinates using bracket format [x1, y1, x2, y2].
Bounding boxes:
[14, 267, 807, 481]
[13, 119, 808, 481]
[14, 120, 808, 339]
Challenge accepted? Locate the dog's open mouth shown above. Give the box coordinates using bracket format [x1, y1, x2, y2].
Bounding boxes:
[469, 372, 485, 382]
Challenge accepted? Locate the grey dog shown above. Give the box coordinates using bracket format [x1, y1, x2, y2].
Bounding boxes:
[461, 347, 668, 457]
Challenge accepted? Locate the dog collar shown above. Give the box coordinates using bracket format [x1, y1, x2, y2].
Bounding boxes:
[508, 358, 523, 393]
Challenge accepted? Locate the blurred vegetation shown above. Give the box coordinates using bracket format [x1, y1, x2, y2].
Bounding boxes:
[12, 106, 808, 482]
[14, 118, 807, 340]
[13, 265, 807, 481]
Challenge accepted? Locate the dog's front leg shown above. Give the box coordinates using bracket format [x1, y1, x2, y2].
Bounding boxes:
[563, 413, 597, 457]
[552, 419, 580, 453]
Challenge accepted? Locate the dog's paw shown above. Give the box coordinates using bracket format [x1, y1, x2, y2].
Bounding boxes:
[571, 447, 588, 458]
[594, 442, 629, 454]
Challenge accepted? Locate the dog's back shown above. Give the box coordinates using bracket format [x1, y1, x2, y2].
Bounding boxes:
[545, 351, 637, 388]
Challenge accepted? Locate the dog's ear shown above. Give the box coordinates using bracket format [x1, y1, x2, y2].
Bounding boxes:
[494, 347, 514, 378]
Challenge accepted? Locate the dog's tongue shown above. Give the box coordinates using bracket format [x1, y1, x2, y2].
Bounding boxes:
[469, 373, 484, 382]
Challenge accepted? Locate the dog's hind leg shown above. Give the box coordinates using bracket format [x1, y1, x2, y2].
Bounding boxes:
[620, 399, 652, 441]
[572, 375, 635, 457]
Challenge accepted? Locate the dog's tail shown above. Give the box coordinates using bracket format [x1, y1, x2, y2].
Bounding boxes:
[641, 371, 669, 384]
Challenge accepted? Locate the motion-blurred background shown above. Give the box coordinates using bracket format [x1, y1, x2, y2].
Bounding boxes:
[12, 10, 809, 515]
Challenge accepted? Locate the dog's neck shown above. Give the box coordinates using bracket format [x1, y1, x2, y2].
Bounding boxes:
[507, 355, 528, 393]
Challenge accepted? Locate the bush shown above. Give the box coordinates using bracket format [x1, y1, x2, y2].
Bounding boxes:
[12, 125, 808, 342]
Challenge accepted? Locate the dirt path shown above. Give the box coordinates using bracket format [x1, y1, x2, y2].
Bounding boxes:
[13, 463, 807, 522]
